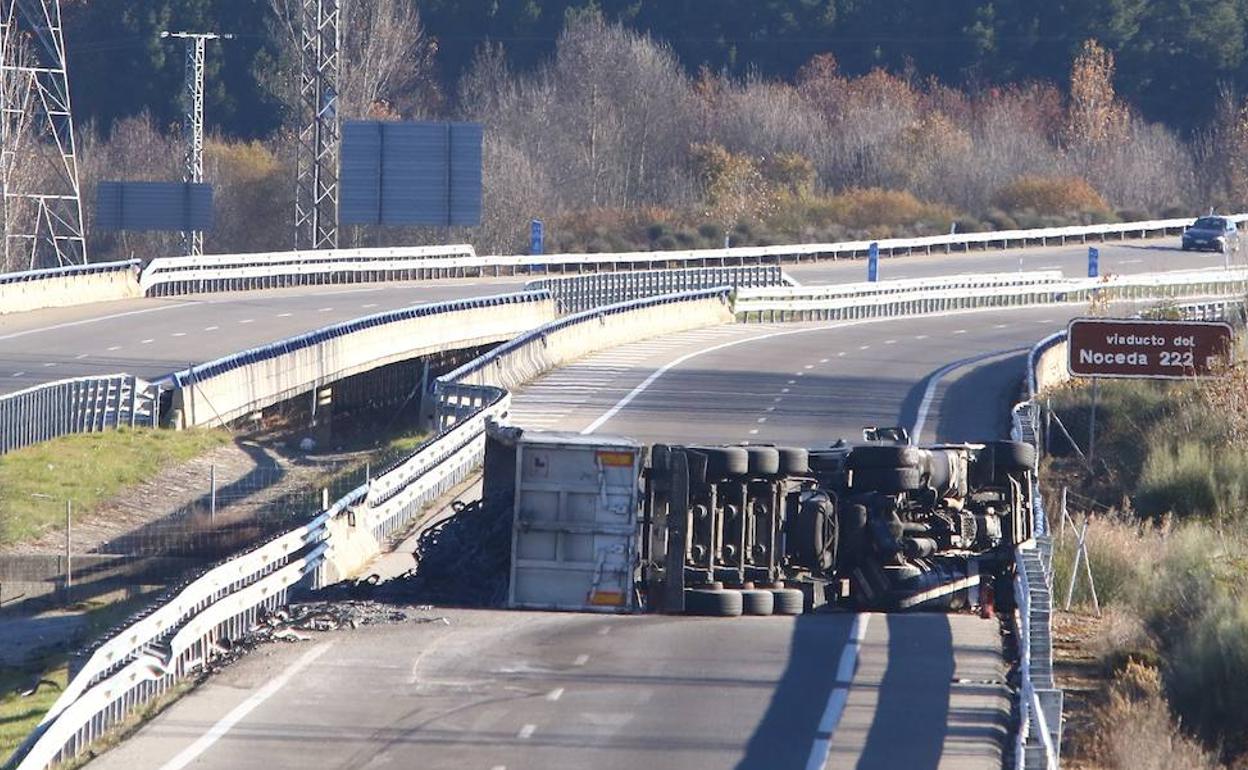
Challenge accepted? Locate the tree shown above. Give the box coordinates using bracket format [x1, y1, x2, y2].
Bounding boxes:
[1065, 39, 1129, 150]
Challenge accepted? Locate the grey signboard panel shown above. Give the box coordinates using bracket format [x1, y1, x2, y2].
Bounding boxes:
[339, 122, 383, 225]
[340, 120, 482, 227]
[96, 182, 213, 232]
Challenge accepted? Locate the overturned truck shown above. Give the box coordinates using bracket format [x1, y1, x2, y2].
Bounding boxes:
[484, 426, 1035, 616]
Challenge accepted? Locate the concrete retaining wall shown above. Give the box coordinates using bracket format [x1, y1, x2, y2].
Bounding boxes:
[173, 293, 557, 428]
[1035, 340, 1070, 393]
[0, 262, 142, 315]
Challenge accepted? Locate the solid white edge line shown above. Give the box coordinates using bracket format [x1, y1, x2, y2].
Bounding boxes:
[157, 642, 334, 770]
[806, 613, 871, 770]
[910, 345, 1031, 445]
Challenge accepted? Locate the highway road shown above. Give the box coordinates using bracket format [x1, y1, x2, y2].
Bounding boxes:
[0, 234, 1228, 395]
[86, 303, 1100, 770]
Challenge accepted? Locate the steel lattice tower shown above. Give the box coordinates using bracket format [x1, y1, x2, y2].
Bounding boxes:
[295, 0, 339, 250]
[162, 31, 232, 257]
[0, 0, 86, 269]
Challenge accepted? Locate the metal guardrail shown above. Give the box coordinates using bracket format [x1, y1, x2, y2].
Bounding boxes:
[6, 288, 730, 770]
[735, 268, 1248, 322]
[0, 260, 140, 286]
[0, 375, 158, 455]
[524, 265, 785, 313]
[128, 211, 1246, 297]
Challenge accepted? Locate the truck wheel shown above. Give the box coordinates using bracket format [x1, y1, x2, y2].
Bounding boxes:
[770, 588, 805, 615]
[744, 446, 781, 476]
[987, 441, 1036, 472]
[684, 587, 743, 617]
[847, 445, 920, 470]
[777, 446, 810, 476]
[700, 447, 749, 481]
[741, 589, 775, 615]
[851, 466, 922, 493]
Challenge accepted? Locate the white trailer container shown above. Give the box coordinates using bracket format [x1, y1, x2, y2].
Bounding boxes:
[505, 431, 643, 612]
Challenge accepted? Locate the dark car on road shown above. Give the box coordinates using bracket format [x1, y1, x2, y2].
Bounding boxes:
[1181, 216, 1240, 253]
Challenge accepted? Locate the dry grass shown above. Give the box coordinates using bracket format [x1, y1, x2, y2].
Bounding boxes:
[993, 175, 1113, 217]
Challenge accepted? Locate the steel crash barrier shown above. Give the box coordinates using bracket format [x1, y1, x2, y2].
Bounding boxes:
[523, 264, 788, 313]
[0, 260, 141, 315]
[0, 375, 158, 455]
[4, 288, 737, 770]
[10, 266, 1248, 769]
[1, 211, 1240, 307]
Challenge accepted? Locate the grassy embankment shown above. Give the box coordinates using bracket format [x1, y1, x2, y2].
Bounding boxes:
[1044, 365, 1248, 769]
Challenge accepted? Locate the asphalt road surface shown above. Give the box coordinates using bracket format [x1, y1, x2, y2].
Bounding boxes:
[86, 303, 1106, 770]
[0, 234, 1228, 395]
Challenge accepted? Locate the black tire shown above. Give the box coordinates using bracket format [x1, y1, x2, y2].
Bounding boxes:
[777, 446, 810, 476]
[987, 441, 1036, 472]
[924, 450, 953, 490]
[771, 588, 805, 615]
[744, 446, 781, 476]
[699, 447, 749, 480]
[741, 589, 775, 616]
[847, 445, 920, 470]
[684, 587, 743, 617]
[851, 466, 922, 493]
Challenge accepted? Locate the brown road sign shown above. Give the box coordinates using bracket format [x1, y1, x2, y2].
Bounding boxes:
[1067, 318, 1233, 379]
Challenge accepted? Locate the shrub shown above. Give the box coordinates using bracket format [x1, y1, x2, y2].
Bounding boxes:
[1136, 441, 1248, 523]
[697, 222, 724, 241]
[992, 175, 1113, 217]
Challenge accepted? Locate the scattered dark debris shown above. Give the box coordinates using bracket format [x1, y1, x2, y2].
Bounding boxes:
[328, 496, 514, 607]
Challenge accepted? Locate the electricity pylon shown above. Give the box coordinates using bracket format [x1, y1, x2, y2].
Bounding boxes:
[295, 0, 339, 250]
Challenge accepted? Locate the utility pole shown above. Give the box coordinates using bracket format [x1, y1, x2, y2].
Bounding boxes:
[0, 0, 87, 269]
[295, 0, 340, 250]
[161, 31, 233, 257]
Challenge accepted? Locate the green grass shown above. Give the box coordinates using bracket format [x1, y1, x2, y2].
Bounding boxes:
[0, 428, 230, 547]
[0, 596, 151, 764]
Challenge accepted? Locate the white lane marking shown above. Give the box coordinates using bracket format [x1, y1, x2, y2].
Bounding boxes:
[598, 626, 612, 636]
[993, 323, 1007, 329]
[805, 614, 871, 770]
[158, 642, 334, 770]
[75, 353, 88, 359]
[749, 429, 759, 435]
[837, 351, 846, 357]
[141, 338, 154, 344]
[858, 344, 870, 350]
[911, 345, 1030, 444]
[317, 306, 333, 312]
[517, 724, 537, 740]
[1037, 264, 1062, 269]
[1121, 258, 1142, 264]
[42, 362, 56, 367]
[277, 312, 293, 318]
[884, 339, 896, 344]
[0, 302, 197, 343]
[204, 326, 219, 331]
[546, 687, 565, 702]
[239, 319, 255, 324]
[787, 379, 797, 384]
[820, 358, 829, 363]
[795, 371, 805, 377]
[780, 388, 790, 394]
[491, 766, 507, 770]
[953, 329, 966, 334]
[757, 417, 767, 423]
[171, 332, 187, 337]
[107, 345, 121, 351]
[362, 303, 379, 308]
[773, 397, 783, 403]
[11, 371, 24, 377]
[804, 364, 814, 369]
[573, 654, 589, 666]
[765, 406, 776, 412]
[915, 334, 929, 340]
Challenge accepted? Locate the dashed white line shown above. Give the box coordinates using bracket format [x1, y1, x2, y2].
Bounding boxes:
[773, 396, 783, 402]
[765, 406, 776, 412]
[11, 371, 24, 377]
[858, 344, 870, 350]
[277, 312, 292, 318]
[837, 351, 846, 357]
[42, 362, 56, 367]
[915, 334, 929, 340]
[780, 388, 790, 394]
[141, 338, 154, 344]
[74, 353, 88, 360]
[317, 307, 333, 312]
[757, 417, 767, 423]
[546, 688, 565, 702]
[204, 326, 219, 331]
[787, 379, 797, 385]
[573, 654, 589, 666]
[819, 358, 829, 363]
[993, 323, 1008, 329]
[953, 329, 966, 334]
[239, 319, 255, 324]
[362, 303, 378, 308]
[884, 339, 897, 344]
[171, 332, 187, 337]
[107, 345, 121, 351]
[1121, 258, 1142, 264]
[748, 428, 760, 435]
[517, 724, 537, 740]
[804, 364, 814, 369]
